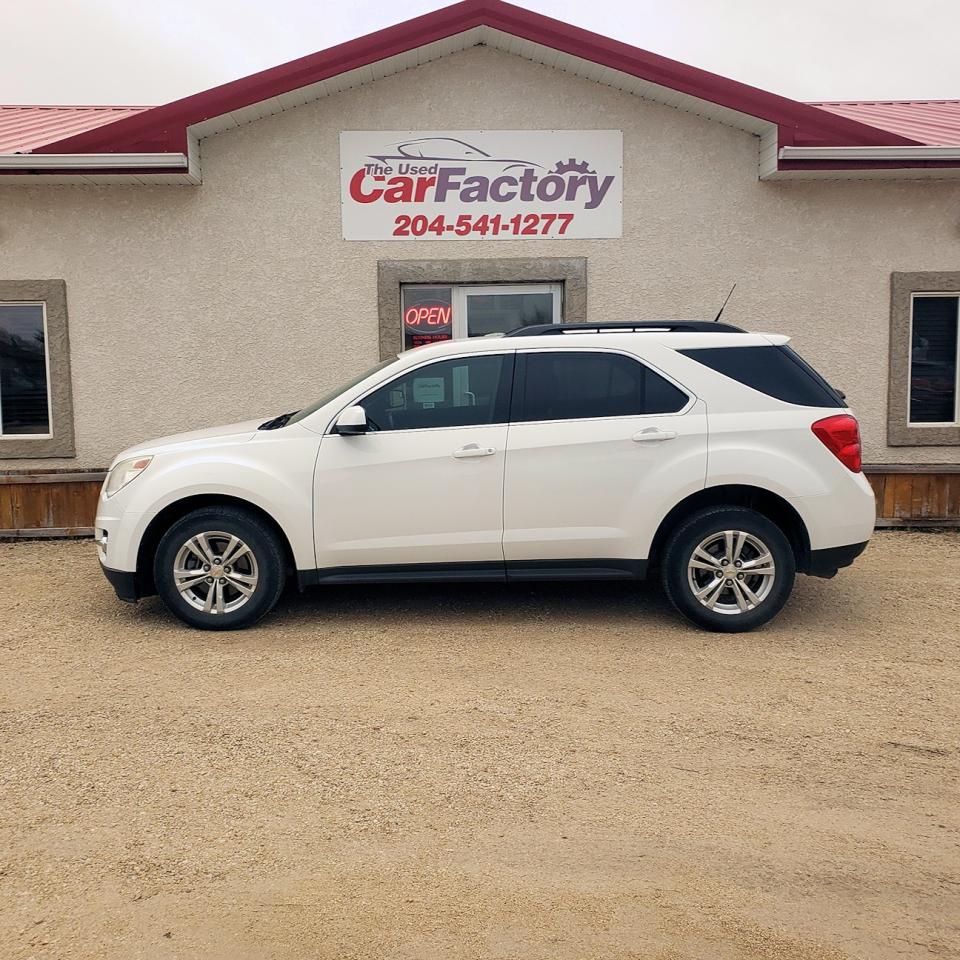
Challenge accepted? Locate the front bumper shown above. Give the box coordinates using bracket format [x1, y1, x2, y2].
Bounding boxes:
[99, 561, 141, 603]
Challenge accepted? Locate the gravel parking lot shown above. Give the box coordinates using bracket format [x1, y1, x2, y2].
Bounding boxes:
[1, 532, 958, 960]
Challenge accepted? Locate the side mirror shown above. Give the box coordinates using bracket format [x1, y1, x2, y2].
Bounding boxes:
[334, 405, 368, 435]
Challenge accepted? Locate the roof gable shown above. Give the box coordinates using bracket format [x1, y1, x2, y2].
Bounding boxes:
[29, 0, 917, 159]
[7, 0, 960, 181]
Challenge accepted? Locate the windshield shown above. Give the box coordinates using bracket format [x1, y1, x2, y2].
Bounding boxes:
[287, 357, 398, 425]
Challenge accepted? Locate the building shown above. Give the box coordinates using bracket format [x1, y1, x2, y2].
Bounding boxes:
[2, 0, 960, 534]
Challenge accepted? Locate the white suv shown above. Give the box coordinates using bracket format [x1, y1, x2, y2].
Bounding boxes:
[96, 322, 875, 632]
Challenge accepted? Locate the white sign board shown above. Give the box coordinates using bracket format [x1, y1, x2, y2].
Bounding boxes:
[340, 130, 622, 240]
[412, 377, 445, 405]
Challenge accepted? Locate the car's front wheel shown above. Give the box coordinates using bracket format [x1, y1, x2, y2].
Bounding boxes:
[661, 507, 795, 632]
[154, 506, 286, 630]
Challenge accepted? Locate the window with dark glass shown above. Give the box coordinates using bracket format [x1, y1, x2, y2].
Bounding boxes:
[514, 351, 688, 423]
[362, 354, 512, 431]
[400, 283, 562, 349]
[679, 345, 845, 408]
[465, 291, 553, 337]
[909, 295, 959, 424]
[402, 286, 453, 351]
[0, 303, 51, 436]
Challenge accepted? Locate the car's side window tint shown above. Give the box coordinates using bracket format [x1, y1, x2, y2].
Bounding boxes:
[362, 354, 512, 431]
[515, 351, 687, 422]
[643, 364, 690, 414]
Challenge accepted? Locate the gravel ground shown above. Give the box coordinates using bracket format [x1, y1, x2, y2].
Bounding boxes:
[1, 532, 958, 960]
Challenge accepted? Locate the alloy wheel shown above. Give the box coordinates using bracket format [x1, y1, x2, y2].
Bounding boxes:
[686, 529, 776, 615]
[172, 530, 259, 615]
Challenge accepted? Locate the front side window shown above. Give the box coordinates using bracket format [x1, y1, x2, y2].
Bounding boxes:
[0, 302, 51, 437]
[515, 351, 688, 423]
[362, 354, 513, 432]
[909, 295, 959, 425]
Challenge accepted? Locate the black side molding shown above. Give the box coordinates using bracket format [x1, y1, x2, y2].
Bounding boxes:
[505, 559, 648, 581]
[296, 558, 649, 590]
[805, 541, 868, 579]
[297, 561, 506, 588]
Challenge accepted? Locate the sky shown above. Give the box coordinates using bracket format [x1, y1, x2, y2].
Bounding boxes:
[3, 0, 958, 106]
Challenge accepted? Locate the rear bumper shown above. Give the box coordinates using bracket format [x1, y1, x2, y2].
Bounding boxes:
[805, 540, 868, 579]
[99, 561, 140, 602]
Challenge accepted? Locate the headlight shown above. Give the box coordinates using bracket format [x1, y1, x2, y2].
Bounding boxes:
[103, 456, 153, 498]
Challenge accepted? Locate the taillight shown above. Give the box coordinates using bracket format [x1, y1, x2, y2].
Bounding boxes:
[812, 414, 862, 472]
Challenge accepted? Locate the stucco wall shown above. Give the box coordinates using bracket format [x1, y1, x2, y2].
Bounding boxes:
[2, 46, 960, 469]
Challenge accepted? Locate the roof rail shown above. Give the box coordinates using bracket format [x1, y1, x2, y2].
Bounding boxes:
[503, 321, 746, 337]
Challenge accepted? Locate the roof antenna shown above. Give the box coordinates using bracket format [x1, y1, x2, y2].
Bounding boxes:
[713, 283, 737, 323]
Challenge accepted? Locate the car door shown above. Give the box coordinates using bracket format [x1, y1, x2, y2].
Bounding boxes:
[502, 348, 708, 570]
[313, 351, 514, 573]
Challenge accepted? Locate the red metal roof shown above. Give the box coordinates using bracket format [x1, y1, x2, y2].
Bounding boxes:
[809, 100, 960, 146]
[26, 0, 919, 159]
[0, 105, 151, 154]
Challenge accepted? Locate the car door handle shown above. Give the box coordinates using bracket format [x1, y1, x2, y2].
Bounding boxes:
[452, 443, 497, 459]
[632, 428, 678, 442]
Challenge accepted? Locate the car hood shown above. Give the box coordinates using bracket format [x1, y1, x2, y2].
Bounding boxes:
[111, 418, 266, 464]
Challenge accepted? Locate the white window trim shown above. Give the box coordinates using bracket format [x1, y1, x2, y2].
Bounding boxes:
[452, 284, 562, 339]
[907, 292, 960, 428]
[0, 300, 54, 440]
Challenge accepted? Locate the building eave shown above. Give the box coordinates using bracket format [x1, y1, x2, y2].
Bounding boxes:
[780, 145, 960, 161]
[0, 152, 189, 169]
[763, 144, 960, 179]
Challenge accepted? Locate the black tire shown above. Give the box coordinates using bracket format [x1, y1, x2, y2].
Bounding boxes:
[661, 506, 796, 633]
[153, 506, 286, 631]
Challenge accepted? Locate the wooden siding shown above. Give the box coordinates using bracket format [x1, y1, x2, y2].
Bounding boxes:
[866, 471, 960, 525]
[0, 471, 104, 537]
[1, 467, 959, 537]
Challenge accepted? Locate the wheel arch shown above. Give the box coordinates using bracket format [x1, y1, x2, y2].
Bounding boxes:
[647, 484, 812, 573]
[134, 494, 297, 598]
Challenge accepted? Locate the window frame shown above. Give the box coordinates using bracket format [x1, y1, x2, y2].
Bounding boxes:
[400, 282, 563, 349]
[341, 350, 516, 434]
[0, 300, 54, 439]
[510, 347, 694, 425]
[906, 292, 960, 428]
[454, 284, 562, 339]
[889, 273, 960, 447]
[377, 258, 587, 360]
[0, 280, 75, 460]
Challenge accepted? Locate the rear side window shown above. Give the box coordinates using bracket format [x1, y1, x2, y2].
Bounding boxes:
[679, 345, 844, 408]
[514, 351, 688, 422]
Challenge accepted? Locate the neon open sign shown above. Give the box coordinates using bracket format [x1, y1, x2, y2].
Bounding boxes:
[404, 303, 452, 328]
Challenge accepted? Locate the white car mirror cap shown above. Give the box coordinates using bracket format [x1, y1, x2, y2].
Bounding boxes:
[335, 405, 368, 435]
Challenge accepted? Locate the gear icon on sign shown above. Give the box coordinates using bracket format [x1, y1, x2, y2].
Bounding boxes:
[550, 158, 596, 175]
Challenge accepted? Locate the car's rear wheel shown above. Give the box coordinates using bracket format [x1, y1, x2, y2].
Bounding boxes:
[154, 507, 286, 630]
[661, 507, 795, 632]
